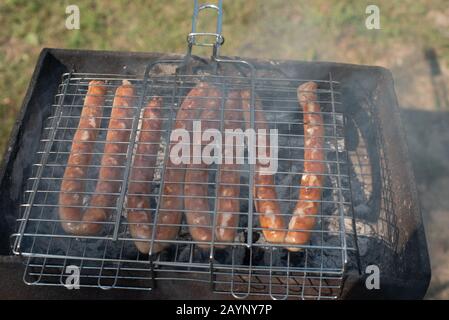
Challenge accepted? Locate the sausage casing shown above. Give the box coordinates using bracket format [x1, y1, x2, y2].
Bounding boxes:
[127, 97, 163, 254]
[156, 82, 210, 253]
[215, 90, 243, 244]
[184, 85, 222, 248]
[83, 80, 136, 235]
[241, 90, 287, 243]
[59, 80, 107, 235]
[285, 81, 325, 251]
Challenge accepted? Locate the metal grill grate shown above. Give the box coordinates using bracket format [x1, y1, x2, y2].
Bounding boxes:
[11, 59, 357, 299]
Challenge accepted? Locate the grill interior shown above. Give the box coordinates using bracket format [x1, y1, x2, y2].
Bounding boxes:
[11, 57, 356, 299]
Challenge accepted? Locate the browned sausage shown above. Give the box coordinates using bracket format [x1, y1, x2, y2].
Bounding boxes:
[184, 85, 222, 248]
[285, 81, 325, 251]
[240, 90, 287, 243]
[215, 90, 243, 244]
[59, 80, 107, 235]
[127, 97, 163, 254]
[82, 80, 136, 235]
[155, 82, 209, 253]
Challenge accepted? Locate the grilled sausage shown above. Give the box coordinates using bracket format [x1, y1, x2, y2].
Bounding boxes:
[155, 82, 209, 253]
[215, 91, 243, 244]
[127, 97, 163, 254]
[241, 90, 287, 243]
[285, 81, 325, 251]
[184, 85, 222, 248]
[82, 80, 136, 235]
[59, 80, 107, 235]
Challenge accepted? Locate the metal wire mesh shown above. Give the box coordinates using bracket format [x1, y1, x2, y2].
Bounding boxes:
[11, 59, 356, 299]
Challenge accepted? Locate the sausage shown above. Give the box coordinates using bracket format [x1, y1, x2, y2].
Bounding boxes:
[83, 80, 136, 235]
[155, 82, 210, 253]
[184, 85, 222, 248]
[285, 81, 325, 251]
[240, 90, 287, 243]
[59, 80, 107, 235]
[215, 91, 243, 244]
[127, 97, 163, 254]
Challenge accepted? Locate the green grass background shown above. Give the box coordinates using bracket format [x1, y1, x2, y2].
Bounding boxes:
[0, 0, 447, 153]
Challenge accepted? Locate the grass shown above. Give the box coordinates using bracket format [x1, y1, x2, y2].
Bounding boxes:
[0, 0, 448, 154]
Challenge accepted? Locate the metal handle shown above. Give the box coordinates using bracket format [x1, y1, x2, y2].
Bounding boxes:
[187, 0, 224, 58]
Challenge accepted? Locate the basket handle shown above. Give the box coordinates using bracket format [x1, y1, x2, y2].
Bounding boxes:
[187, 0, 225, 59]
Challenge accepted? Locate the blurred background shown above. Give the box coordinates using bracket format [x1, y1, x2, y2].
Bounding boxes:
[0, 0, 448, 299]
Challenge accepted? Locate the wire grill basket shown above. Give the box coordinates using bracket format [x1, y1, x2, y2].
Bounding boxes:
[11, 56, 358, 299]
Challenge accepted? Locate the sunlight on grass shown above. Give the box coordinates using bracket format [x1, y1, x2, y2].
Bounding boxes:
[0, 0, 447, 154]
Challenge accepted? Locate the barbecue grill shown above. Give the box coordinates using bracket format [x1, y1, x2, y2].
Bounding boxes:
[0, 1, 430, 299]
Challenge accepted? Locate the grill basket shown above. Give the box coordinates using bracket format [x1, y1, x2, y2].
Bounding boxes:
[11, 57, 354, 299]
